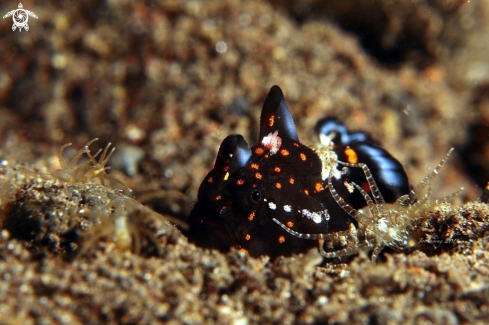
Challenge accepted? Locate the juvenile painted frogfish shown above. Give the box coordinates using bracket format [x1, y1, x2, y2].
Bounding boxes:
[185, 86, 410, 259]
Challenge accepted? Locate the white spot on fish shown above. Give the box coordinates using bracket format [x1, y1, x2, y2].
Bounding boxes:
[268, 202, 277, 210]
[262, 130, 282, 155]
[300, 209, 330, 224]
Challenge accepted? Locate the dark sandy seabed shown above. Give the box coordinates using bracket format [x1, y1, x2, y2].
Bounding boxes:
[1, 0, 489, 324]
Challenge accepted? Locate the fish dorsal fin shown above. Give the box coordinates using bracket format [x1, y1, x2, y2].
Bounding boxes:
[214, 134, 252, 176]
[197, 134, 251, 201]
[259, 86, 299, 142]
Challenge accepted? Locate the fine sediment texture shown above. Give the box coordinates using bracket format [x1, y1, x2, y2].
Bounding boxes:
[0, 0, 488, 324]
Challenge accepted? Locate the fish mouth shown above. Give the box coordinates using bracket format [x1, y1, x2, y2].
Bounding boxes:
[183, 215, 237, 252]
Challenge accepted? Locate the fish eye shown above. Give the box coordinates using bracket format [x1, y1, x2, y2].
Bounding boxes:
[251, 190, 261, 201]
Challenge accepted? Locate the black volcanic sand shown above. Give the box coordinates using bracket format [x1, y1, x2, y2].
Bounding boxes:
[1, 0, 489, 324]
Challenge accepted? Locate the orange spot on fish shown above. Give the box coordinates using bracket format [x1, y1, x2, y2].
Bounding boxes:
[315, 182, 324, 192]
[269, 115, 275, 127]
[345, 147, 358, 164]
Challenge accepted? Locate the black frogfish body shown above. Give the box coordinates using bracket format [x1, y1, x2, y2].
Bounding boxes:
[185, 86, 409, 259]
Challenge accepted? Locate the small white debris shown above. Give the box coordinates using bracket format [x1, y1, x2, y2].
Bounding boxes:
[403, 104, 411, 115]
[261, 130, 282, 155]
[313, 143, 340, 180]
[317, 295, 328, 305]
[283, 205, 292, 213]
[215, 40, 227, 53]
[319, 133, 333, 146]
[344, 181, 355, 193]
[239, 13, 251, 27]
